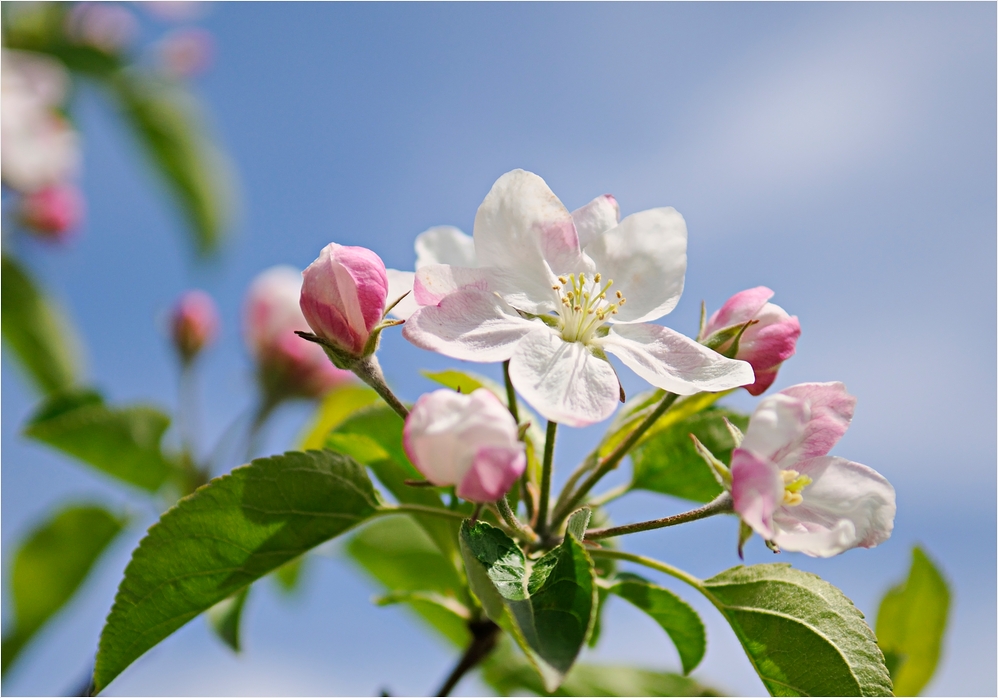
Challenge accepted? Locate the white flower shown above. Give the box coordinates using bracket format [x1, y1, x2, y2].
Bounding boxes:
[402, 169, 753, 427]
[731, 382, 896, 558]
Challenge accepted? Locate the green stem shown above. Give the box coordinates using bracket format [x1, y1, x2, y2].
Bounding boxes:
[588, 548, 704, 591]
[352, 355, 409, 420]
[496, 495, 538, 543]
[376, 504, 469, 521]
[502, 360, 520, 424]
[536, 420, 558, 535]
[587, 482, 630, 508]
[551, 392, 678, 526]
[585, 493, 732, 540]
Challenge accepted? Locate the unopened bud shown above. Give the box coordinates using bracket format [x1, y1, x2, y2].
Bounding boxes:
[19, 184, 85, 242]
[170, 290, 218, 363]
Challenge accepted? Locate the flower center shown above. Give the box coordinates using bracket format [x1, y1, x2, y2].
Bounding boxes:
[781, 469, 812, 507]
[551, 272, 627, 343]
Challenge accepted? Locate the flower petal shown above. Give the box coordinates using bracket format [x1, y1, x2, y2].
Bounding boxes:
[739, 393, 811, 463]
[415, 226, 478, 268]
[412, 264, 491, 306]
[703, 287, 774, 334]
[402, 288, 539, 362]
[458, 445, 527, 502]
[600, 324, 754, 395]
[775, 382, 855, 465]
[385, 269, 418, 320]
[730, 448, 783, 539]
[584, 207, 687, 323]
[473, 169, 583, 300]
[571, 194, 620, 250]
[508, 329, 620, 427]
[773, 456, 896, 557]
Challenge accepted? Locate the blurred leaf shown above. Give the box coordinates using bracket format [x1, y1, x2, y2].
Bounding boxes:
[0, 3, 123, 77]
[24, 389, 174, 493]
[460, 520, 596, 692]
[608, 573, 706, 675]
[331, 405, 467, 565]
[111, 72, 235, 256]
[598, 390, 729, 459]
[298, 384, 379, 450]
[92, 450, 381, 693]
[207, 586, 250, 653]
[875, 546, 950, 696]
[272, 555, 307, 594]
[702, 564, 892, 696]
[481, 639, 721, 696]
[1, 505, 125, 674]
[347, 516, 471, 647]
[1, 255, 83, 395]
[630, 407, 749, 503]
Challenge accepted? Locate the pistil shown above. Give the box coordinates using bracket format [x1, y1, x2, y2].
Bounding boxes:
[552, 272, 627, 343]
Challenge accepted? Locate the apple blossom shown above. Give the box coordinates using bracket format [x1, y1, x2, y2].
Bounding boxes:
[170, 290, 219, 363]
[402, 169, 754, 427]
[300, 243, 389, 363]
[18, 184, 86, 241]
[731, 382, 895, 558]
[403, 388, 526, 502]
[386, 225, 477, 321]
[700, 287, 801, 395]
[244, 266, 351, 399]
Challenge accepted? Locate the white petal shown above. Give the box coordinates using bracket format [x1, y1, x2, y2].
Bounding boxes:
[415, 226, 478, 268]
[385, 269, 418, 320]
[600, 324, 754, 395]
[571, 194, 620, 250]
[584, 207, 688, 323]
[402, 288, 539, 362]
[473, 169, 584, 301]
[508, 329, 620, 427]
[773, 456, 896, 557]
[413, 264, 491, 306]
[740, 394, 811, 464]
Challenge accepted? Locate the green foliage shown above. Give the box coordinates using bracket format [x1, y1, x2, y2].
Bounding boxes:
[607, 573, 706, 675]
[330, 405, 466, 565]
[92, 450, 381, 693]
[482, 639, 721, 696]
[111, 72, 235, 257]
[299, 384, 380, 450]
[207, 587, 250, 653]
[272, 555, 307, 594]
[347, 516, 471, 647]
[460, 520, 596, 692]
[631, 407, 749, 503]
[0, 3, 123, 77]
[2, 505, 125, 674]
[702, 564, 892, 697]
[1, 255, 82, 396]
[876, 546, 950, 696]
[24, 389, 174, 493]
[598, 390, 728, 458]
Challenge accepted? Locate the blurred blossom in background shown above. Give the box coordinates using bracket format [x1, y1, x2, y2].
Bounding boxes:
[2, 3, 994, 696]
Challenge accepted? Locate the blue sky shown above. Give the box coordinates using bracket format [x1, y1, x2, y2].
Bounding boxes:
[2, 3, 995, 696]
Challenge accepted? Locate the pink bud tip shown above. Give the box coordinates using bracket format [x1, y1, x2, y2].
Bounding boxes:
[171, 290, 219, 361]
[19, 184, 85, 242]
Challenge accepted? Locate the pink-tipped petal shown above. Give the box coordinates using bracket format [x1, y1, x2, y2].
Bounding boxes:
[413, 264, 491, 306]
[775, 382, 855, 464]
[704, 287, 774, 335]
[731, 449, 783, 540]
[571, 194, 620, 250]
[458, 445, 527, 502]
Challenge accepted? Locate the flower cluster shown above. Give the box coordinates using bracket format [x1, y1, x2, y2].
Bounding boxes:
[293, 168, 895, 553]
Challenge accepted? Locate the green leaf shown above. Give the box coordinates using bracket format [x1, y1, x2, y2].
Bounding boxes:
[875, 546, 950, 696]
[347, 516, 471, 647]
[111, 72, 235, 256]
[482, 639, 721, 696]
[24, 389, 174, 492]
[631, 407, 749, 503]
[206, 586, 249, 653]
[598, 390, 729, 459]
[298, 384, 379, 450]
[1, 255, 82, 395]
[2, 505, 125, 674]
[460, 521, 596, 691]
[608, 573, 706, 675]
[272, 555, 307, 594]
[92, 450, 380, 693]
[331, 405, 466, 564]
[702, 563, 892, 697]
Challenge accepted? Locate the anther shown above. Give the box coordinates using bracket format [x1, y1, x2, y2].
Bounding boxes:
[594, 273, 601, 283]
[616, 290, 623, 299]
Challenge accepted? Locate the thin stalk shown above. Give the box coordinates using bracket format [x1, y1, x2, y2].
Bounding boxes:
[502, 360, 520, 424]
[588, 548, 704, 592]
[552, 392, 678, 526]
[245, 396, 280, 462]
[536, 420, 558, 535]
[585, 492, 732, 540]
[552, 450, 600, 514]
[587, 482, 630, 508]
[434, 619, 500, 696]
[496, 494, 539, 543]
[352, 355, 409, 420]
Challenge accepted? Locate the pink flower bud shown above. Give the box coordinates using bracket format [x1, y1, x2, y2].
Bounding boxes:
[244, 266, 352, 399]
[300, 243, 389, 359]
[18, 184, 85, 241]
[403, 389, 526, 503]
[702, 287, 800, 396]
[157, 28, 214, 78]
[170, 289, 218, 362]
